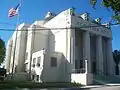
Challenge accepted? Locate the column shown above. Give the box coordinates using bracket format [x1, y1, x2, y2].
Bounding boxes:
[70, 29, 75, 72]
[96, 35, 104, 74]
[107, 38, 115, 75]
[5, 39, 13, 74]
[83, 31, 91, 73]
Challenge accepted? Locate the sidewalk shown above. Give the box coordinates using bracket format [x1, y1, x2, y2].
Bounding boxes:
[81, 83, 120, 89]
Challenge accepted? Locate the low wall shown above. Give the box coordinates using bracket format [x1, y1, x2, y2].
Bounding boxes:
[71, 73, 93, 85]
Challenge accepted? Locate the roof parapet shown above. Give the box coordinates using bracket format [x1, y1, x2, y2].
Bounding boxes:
[80, 12, 89, 21]
[103, 22, 111, 29]
[95, 18, 101, 24]
[44, 12, 56, 21]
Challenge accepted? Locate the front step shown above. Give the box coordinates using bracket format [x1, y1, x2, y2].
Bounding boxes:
[93, 74, 120, 85]
[93, 78, 107, 85]
[4, 72, 29, 82]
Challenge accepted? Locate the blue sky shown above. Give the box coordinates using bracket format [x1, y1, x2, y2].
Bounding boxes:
[0, 0, 120, 50]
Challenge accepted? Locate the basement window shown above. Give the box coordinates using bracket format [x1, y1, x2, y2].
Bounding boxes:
[32, 64, 35, 67]
[24, 63, 28, 72]
[36, 75, 39, 81]
[32, 58, 36, 67]
[50, 57, 57, 67]
[33, 58, 36, 64]
[37, 57, 41, 67]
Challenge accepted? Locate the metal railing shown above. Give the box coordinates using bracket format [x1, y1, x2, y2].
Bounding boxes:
[93, 69, 120, 83]
[72, 68, 86, 73]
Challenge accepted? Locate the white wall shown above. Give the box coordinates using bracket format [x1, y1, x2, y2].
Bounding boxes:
[71, 16, 112, 38]
[5, 38, 13, 74]
[71, 73, 87, 85]
[43, 9, 73, 82]
[44, 8, 71, 28]
[7, 23, 29, 73]
[16, 25, 29, 72]
[25, 22, 49, 73]
[71, 73, 93, 85]
[31, 50, 45, 82]
[44, 8, 71, 62]
[42, 52, 70, 82]
[5, 8, 114, 85]
[31, 50, 70, 82]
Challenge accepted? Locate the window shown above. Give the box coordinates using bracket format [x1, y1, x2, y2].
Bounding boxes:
[32, 64, 35, 67]
[24, 63, 28, 72]
[32, 58, 36, 67]
[50, 57, 57, 67]
[25, 52, 28, 60]
[32, 75, 34, 80]
[36, 75, 39, 81]
[80, 60, 83, 68]
[33, 58, 36, 64]
[75, 60, 78, 69]
[37, 57, 41, 67]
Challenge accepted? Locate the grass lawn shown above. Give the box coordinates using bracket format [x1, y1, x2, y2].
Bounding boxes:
[0, 81, 82, 89]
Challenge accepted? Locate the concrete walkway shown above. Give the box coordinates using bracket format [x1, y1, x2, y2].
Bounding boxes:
[80, 84, 120, 89]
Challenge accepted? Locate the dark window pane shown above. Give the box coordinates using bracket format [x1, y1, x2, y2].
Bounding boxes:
[80, 60, 83, 68]
[37, 63, 40, 67]
[36, 75, 39, 81]
[75, 60, 78, 69]
[32, 75, 35, 80]
[51, 57, 57, 67]
[37, 57, 41, 67]
[32, 64, 35, 67]
[24, 63, 28, 72]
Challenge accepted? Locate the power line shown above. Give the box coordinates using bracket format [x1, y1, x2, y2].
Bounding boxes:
[2, 24, 112, 40]
[0, 21, 118, 29]
[0, 20, 119, 31]
[0, 25, 111, 31]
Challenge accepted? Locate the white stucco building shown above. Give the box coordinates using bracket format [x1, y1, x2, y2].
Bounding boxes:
[5, 8, 115, 85]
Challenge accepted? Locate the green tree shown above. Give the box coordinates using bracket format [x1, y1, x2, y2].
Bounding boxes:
[113, 50, 120, 75]
[0, 38, 6, 65]
[90, 0, 120, 24]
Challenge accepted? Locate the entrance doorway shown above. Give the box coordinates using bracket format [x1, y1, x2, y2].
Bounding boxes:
[92, 61, 97, 74]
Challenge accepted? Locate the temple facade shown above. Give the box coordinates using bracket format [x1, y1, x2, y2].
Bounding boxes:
[5, 8, 115, 85]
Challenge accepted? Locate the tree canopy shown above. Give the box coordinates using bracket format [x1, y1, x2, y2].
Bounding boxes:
[0, 38, 5, 65]
[90, 0, 120, 25]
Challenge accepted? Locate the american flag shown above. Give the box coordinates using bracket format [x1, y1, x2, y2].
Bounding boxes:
[8, 4, 20, 17]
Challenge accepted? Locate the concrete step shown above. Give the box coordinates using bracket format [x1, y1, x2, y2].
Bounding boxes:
[93, 74, 120, 85]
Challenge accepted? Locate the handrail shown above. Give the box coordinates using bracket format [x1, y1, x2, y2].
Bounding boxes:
[95, 69, 115, 76]
[72, 68, 86, 73]
[93, 69, 120, 83]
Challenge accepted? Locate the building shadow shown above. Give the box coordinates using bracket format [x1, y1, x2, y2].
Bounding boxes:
[40, 52, 71, 83]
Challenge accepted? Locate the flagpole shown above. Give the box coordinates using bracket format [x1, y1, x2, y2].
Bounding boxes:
[11, 0, 22, 79]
